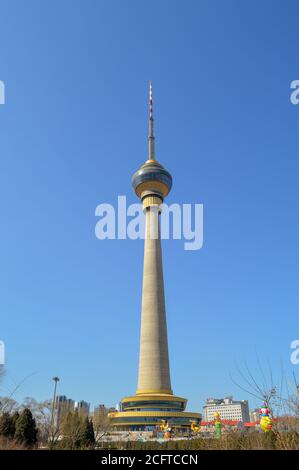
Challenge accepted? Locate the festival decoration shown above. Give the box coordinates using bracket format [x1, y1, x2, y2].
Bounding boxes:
[214, 412, 222, 438]
[160, 420, 172, 439]
[259, 404, 273, 432]
[190, 420, 201, 434]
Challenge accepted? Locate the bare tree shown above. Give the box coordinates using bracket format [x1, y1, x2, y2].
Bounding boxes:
[283, 372, 299, 417]
[230, 358, 299, 449]
[92, 407, 112, 447]
[230, 356, 285, 418]
[21, 397, 55, 446]
[0, 371, 36, 414]
[0, 397, 19, 414]
[60, 411, 84, 449]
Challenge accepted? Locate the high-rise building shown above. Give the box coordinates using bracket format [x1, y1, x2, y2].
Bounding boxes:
[55, 395, 75, 426]
[93, 404, 108, 421]
[92, 404, 109, 428]
[94, 404, 107, 417]
[109, 83, 201, 431]
[74, 400, 90, 418]
[203, 397, 250, 422]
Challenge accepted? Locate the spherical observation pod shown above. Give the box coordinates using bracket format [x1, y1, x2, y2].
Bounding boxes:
[132, 160, 172, 200]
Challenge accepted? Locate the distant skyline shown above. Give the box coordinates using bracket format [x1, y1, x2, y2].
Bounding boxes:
[0, 0, 298, 413]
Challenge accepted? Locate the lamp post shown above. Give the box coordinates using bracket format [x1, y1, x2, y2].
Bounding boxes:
[50, 376, 60, 445]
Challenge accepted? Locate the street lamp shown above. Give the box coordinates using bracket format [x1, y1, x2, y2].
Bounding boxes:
[50, 376, 60, 438]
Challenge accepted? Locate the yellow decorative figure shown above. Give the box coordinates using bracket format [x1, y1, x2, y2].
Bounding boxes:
[160, 420, 167, 432]
[190, 420, 200, 433]
[259, 405, 273, 432]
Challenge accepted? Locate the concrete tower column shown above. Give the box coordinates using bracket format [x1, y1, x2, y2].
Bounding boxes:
[136, 202, 172, 395]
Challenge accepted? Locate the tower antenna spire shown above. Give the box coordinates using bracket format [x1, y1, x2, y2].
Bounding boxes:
[148, 80, 155, 161]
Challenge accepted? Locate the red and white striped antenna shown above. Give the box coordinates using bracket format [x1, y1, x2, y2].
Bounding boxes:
[148, 80, 155, 160]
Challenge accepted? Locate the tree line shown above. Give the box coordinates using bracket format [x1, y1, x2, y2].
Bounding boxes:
[0, 408, 96, 449]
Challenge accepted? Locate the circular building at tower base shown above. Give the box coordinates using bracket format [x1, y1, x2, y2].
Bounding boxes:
[108, 393, 201, 431]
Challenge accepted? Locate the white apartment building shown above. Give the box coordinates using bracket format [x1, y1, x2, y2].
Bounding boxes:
[203, 396, 250, 422]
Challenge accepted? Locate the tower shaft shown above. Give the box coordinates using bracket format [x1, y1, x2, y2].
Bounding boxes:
[137, 205, 172, 395]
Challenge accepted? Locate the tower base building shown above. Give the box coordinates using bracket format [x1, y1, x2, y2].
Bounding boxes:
[109, 393, 201, 431]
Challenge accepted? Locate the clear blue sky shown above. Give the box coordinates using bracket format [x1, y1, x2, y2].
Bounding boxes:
[0, 0, 298, 413]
